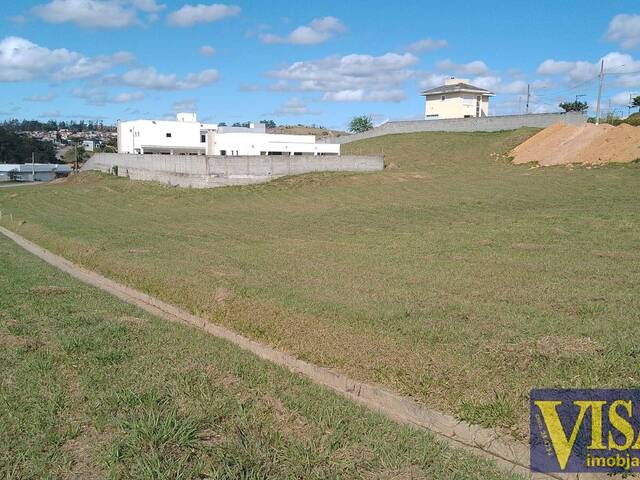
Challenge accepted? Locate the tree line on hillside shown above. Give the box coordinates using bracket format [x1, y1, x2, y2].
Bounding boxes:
[0, 127, 58, 164]
[1, 119, 115, 133]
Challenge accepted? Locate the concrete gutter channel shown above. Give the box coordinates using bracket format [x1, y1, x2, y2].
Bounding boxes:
[2, 226, 594, 480]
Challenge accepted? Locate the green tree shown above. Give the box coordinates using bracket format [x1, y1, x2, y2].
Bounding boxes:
[559, 101, 588, 113]
[348, 115, 374, 134]
[0, 127, 57, 164]
[63, 145, 91, 165]
[260, 120, 276, 129]
[632, 95, 640, 112]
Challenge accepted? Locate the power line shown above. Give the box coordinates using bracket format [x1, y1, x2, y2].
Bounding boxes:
[533, 77, 599, 99]
[604, 69, 640, 76]
[522, 68, 639, 101]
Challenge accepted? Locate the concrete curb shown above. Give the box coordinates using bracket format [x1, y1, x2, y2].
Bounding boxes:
[1, 226, 576, 480]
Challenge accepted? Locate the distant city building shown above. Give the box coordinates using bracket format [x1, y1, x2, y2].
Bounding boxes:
[421, 77, 494, 120]
[117, 113, 340, 156]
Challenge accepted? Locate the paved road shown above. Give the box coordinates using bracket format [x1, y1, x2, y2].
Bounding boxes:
[0, 182, 46, 188]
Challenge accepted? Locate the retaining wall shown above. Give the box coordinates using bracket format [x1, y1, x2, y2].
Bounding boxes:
[322, 112, 587, 144]
[83, 153, 384, 188]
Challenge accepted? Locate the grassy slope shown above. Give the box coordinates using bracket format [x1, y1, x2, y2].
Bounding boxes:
[0, 236, 514, 479]
[1, 129, 639, 436]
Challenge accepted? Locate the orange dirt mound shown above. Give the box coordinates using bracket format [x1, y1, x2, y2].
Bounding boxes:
[510, 123, 640, 166]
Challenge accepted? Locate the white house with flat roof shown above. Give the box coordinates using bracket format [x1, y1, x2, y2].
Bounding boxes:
[117, 113, 340, 156]
[421, 78, 494, 120]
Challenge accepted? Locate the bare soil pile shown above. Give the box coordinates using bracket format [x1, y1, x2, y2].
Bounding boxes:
[510, 123, 640, 166]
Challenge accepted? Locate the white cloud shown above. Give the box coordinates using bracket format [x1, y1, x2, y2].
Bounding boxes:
[268, 52, 418, 102]
[111, 91, 144, 103]
[260, 16, 346, 45]
[119, 67, 219, 90]
[0, 36, 79, 82]
[199, 45, 215, 56]
[273, 97, 318, 115]
[167, 3, 240, 27]
[615, 73, 640, 88]
[407, 38, 448, 53]
[24, 93, 56, 102]
[537, 59, 576, 76]
[610, 91, 634, 106]
[531, 79, 555, 90]
[418, 72, 448, 90]
[419, 70, 554, 99]
[72, 86, 144, 104]
[53, 51, 134, 80]
[128, 0, 166, 12]
[173, 99, 198, 111]
[0, 36, 136, 85]
[32, 0, 139, 28]
[40, 110, 61, 118]
[437, 59, 490, 76]
[238, 83, 260, 92]
[537, 52, 640, 87]
[606, 14, 640, 49]
[470, 75, 503, 92]
[322, 89, 405, 102]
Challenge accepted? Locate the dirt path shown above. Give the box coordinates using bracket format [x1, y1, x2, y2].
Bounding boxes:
[0, 225, 565, 480]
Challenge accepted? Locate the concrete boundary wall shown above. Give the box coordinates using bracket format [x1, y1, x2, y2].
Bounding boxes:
[83, 153, 383, 188]
[322, 112, 587, 144]
[1, 226, 576, 480]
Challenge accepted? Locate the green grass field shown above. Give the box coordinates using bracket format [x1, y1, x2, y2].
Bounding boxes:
[1, 129, 639, 438]
[0, 236, 515, 479]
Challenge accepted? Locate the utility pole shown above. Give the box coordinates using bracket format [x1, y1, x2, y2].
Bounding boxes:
[526, 84, 530, 114]
[595, 59, 604, 125]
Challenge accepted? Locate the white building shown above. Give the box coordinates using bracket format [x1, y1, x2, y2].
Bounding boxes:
[117, 113, 340, 156]
[0, 163, 71, 182]
[421, 78, 494, 120]
[82, 140, 95, 152]
[0, 164, 16, 182]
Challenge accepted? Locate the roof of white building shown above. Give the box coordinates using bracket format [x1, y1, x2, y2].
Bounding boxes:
[421, 82, 494, 97]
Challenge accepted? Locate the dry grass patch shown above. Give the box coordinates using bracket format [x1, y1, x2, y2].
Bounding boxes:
[30, 285, 71, 296]
[0, 332, 45, 351]
[118, 315, 148, 326]
[533, 335, 604, 358]
[62, 426, 105, 480]
[256, 394, 316, 442]
[212, 287, 234, 304]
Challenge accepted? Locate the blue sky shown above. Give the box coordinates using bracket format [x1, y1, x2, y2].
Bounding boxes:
[1, 0, 639, 129]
